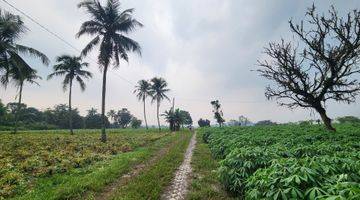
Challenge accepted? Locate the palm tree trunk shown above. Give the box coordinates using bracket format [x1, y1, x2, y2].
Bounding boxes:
[100, 66, 108, 142]
[157, 100, 161, 131]
[14, 82, 23, 134]
[69, 80, 73, 135]
[143, 98, 148, 130]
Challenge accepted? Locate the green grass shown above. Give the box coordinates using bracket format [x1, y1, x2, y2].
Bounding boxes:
[111, 131, 193, 200]
[187, 132, 234, 200]
[10, 132, 176, 200]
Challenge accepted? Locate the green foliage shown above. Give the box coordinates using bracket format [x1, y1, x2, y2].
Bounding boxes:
[200, 124, 360, 199]
[116, 108, 133, 128]
[337, 116, 360, 124]
[198, 118, 210, 127]
[130, 117, 142, 129]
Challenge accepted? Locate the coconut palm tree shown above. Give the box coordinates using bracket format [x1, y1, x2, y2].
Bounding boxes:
[149, 77, 170, 131]
[0, 9, 49, 87]
[48, 55, 92, 134]
[8, 65, 41, 133]
[134, 79, 151, 129]
[107, 109, 117, 123]
[77, 0, 142, 142]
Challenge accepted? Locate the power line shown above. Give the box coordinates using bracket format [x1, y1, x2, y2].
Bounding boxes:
[1, 0, 136, 86]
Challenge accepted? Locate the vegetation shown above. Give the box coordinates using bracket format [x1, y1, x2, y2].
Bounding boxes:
[201, 124, 360, 199]
[0, 129, 168, 199]
[187, 132, 233, 200]
[258, 5, 360, 131]
[134, 80, 152, 129]
[149, 77, 170, 131]
[77, 0, 143, 142]
[162, 108, 193, 131]
[211, 100, 225, 127]
[48, 55, 92, 134]
[198, 118, 210, 127]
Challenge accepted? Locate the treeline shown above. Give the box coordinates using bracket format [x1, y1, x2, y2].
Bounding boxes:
[0, 100, 143, 131]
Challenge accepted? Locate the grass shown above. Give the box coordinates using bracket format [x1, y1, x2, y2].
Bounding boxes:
[111, 131, 193, 200]
[1, 130, 170, 199]
[187, 132, 234, 200]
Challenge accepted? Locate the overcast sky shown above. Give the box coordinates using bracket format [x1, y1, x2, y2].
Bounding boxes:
[1, 0, 359, 125]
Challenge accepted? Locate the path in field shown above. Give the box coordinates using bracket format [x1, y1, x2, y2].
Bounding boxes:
[93, 139, 177, 200]
[162, 132, 197, 200]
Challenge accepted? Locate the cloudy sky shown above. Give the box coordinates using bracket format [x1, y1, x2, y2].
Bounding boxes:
[1, 0, 359, 125]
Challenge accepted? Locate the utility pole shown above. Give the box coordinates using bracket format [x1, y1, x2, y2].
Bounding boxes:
[172, 97, 175, 111]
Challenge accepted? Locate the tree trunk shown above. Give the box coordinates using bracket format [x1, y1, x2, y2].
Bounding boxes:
[69, 80, 73, 135]
[315, 105, 336, 131]
[100, 67, 108, 142]
[14, 82, 23, 134]
[157, 100, 161, 131]
[143, 98, 148, 130]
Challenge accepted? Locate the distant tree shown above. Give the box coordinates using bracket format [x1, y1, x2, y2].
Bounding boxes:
[179, 110, 192, 127]
[85, 108, 109, 129]
[116, 108, 132, 128]
[258, 5, 360, 131]
[48, 55, 92, 134]
[256, 120, 277, 126]
[149, 77, 170, 131]
[130, 117, 142, 129]
[337, 116, 360, 124]
[198, 118, 210, 127]
[9, 68, 42, 133]
[107, 109, 117, 124]
[228, 119, 240, 126]
[211, 100, 225, 127]
[43, 104, 84, 129]
[0, 100, 7, 123]
[162, 108, 184, 131]
[134, 79, 151, 129]
[239, 115, 251, 126]
[77, 0, 143, 142]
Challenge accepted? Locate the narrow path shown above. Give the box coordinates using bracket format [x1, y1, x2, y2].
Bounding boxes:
[162, 132, 197, 200]
[92, 138, 178, 200]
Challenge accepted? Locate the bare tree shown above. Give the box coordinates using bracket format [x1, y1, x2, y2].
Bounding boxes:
[258, 5, 360, 131]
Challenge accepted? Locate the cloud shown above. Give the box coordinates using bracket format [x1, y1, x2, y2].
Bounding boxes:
[1, 0, 359, 125]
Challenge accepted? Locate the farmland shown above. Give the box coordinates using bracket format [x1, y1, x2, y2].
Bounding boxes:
[0, 129, 193, 199]
[200, 124, 360, 199]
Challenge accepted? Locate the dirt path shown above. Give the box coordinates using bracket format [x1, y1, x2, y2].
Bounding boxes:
[161, 132, 197, 200]
[92, 138, 178, 200]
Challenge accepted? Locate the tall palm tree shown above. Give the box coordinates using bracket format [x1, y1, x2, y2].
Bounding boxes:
[8, 65, 41, 133]
[134, 79, 151, 129]
[48, 55, 92, 134]
[77, 0, 142, 142]
[0, 9, 49, 88]
[149, 77, 170, 131]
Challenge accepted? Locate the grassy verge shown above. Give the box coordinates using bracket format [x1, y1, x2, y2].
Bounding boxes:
[111, 131, 192, 200]
[12, 133, 175, 200]
[186, 132, 234, 200]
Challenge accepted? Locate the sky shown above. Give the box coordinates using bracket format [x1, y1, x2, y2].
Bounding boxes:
[0, 0, 359, 126]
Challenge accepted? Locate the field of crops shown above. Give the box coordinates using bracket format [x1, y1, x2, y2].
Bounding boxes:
[201, 124, 360, 199]
[0, 129, 168, 199]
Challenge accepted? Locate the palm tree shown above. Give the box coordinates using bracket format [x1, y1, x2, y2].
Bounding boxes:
[107, 109, 117, 122]
[134, 80, 151, 129]
[162, 108, 184, 131]
[48, 55, 92, 134]
[0, 9, 49, 88]
[77, 0, 142, 142]
[149, 77, 170, 131]
[8, 66, 41, 133]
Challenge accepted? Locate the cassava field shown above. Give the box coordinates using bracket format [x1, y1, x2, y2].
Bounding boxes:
[194, 124, 360, 200]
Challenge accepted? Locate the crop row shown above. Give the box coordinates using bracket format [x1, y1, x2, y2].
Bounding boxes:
[201, 124, 360, 199]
